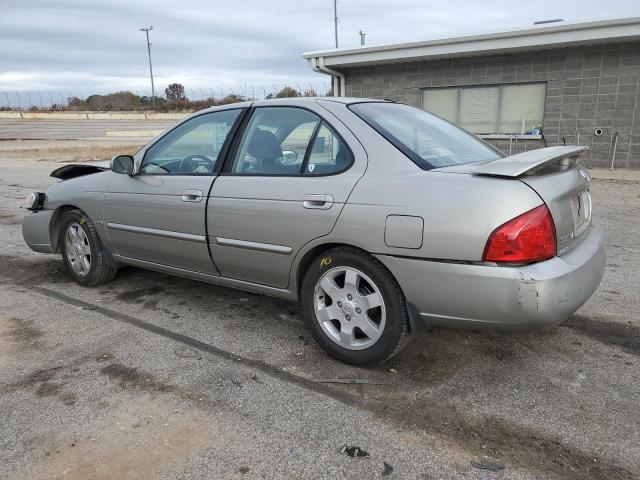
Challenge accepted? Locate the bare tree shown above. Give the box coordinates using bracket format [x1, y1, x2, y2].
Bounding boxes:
[165, 83, 185, 100]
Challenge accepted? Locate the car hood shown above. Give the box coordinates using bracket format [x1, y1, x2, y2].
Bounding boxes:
[50, 160, 110, 180]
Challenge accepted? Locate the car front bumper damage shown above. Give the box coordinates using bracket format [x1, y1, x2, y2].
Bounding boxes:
[22, 209, 55, 253]
[376, 225, 606, 330]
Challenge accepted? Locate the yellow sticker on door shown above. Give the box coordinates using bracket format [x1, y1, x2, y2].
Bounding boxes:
[320, 257, 332, 268]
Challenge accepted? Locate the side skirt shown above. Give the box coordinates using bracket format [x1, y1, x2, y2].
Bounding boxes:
[112, 254, 298, 302]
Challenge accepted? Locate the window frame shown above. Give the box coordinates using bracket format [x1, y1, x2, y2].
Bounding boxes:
[138, 107, 246, 176]
[421, 81, 546, 135]
[220, 105, 355, 178]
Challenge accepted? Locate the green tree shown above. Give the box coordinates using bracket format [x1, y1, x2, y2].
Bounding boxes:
[275, 86, 300, 98]
[303, 88, 317, 97]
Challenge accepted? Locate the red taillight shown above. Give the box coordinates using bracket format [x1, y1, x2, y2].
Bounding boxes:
[483, 205, 556, 264]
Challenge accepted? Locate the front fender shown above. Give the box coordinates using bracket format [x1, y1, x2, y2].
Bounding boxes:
[22, 209, 55, 253]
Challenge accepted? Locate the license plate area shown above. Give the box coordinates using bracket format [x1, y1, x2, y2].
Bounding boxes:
[570, 189, 591, 237]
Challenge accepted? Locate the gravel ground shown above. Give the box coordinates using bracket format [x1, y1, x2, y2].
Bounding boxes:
[0, 158, 638, 479]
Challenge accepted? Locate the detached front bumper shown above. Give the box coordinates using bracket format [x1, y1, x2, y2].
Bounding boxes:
[22, 210, 55, 253]
[376, 225, 606, 331]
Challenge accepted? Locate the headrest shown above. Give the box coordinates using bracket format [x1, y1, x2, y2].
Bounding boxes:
[247, 129, 282, 160]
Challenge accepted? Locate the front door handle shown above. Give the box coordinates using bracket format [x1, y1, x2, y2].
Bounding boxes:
[182, 189, 203, 202]
[303, 194, 334, 210]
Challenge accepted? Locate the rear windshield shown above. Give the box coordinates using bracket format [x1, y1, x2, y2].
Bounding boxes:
[348, 102, 502, 169]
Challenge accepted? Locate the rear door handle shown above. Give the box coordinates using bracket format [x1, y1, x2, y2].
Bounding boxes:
[303, 194, 334, 209]
[181, 189, 203, 202]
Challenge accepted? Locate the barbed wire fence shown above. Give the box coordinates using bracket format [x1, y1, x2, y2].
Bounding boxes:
[0, 81, 331, 112]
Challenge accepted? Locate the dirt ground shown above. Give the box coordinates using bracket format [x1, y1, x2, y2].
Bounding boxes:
[0, 147, 639, 478]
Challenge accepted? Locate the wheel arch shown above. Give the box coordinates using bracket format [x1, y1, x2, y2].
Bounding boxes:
[294, 242, 371, 301]
[49, 205, 116, 267]
[49, 204, 82, 253]
[293, 241, 425, 335]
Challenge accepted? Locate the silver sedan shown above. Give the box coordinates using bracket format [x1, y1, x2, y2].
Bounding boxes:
[22, 98, 605, 365]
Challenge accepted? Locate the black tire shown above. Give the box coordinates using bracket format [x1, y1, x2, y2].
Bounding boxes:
[301, 247, 410, 366]
[60, 209, 117, 287]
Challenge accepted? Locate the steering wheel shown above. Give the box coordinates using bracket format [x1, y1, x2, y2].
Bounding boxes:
[179, 155, 214, 173]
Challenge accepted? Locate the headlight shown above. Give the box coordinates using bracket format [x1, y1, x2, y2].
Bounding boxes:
[25, 192, 45, 211]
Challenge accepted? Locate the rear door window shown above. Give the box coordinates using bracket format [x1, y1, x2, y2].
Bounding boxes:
[228, 107, 353, 176]
[230, 107, 319, 175]
[303, 123, 353, 176]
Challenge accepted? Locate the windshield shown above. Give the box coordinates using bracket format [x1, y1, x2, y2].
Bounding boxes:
[349, 102, 502, 169]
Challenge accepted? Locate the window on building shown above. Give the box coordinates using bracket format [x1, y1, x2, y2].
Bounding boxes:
[421, 83, 546, 135]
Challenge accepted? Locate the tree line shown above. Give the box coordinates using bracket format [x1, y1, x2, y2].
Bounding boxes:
[66, 83, 319, 112]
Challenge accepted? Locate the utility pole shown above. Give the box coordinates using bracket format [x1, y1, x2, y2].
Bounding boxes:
[139, 26, 155, 110]
[333, 0, 339, 48]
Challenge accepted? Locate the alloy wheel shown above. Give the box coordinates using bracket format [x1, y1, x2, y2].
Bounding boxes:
[65, 222, 91, 277]
[313, 266, 386, 350]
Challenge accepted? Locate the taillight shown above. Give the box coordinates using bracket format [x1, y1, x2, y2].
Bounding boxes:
[483, 204, 556, 264]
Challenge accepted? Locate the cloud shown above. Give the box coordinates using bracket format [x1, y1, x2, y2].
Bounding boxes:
[0, 0, 637, 95]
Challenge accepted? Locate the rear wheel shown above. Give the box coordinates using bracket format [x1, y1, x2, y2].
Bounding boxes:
[60, 209, 117, 286]
[301, 247, 410, 366]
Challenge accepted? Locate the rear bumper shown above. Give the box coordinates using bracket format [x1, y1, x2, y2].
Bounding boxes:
[376, 225, 605, 330]
[22, 210, 54, 253]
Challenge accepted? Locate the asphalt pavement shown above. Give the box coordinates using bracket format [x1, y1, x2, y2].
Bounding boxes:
[0, 161, 639, 479]
[0, 119, 174, 140]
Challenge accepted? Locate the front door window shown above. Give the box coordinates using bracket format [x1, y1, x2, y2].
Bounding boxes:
[140, 109, 241, 175]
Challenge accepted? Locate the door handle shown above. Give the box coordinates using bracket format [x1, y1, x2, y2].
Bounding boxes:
[303, 194, 334, 209]
[181, 189, 203, 202]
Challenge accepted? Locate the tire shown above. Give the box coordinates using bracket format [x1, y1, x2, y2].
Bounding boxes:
[60, 209, 117, 287]
[301, 247, 410, 366]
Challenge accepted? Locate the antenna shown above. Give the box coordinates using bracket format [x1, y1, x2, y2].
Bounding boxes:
[533, 19, 564, 25]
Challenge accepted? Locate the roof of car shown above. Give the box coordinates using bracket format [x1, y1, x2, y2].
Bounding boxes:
[198, 97, 389, 114]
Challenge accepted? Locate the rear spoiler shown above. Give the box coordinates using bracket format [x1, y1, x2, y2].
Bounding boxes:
[51, 160, 110, 180]
[473, 146, 589, 178]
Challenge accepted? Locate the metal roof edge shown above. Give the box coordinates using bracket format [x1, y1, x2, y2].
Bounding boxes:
[302, 17, 640, 66]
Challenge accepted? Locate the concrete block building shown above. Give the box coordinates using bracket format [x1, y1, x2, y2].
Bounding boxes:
[304, 18, 640, 168]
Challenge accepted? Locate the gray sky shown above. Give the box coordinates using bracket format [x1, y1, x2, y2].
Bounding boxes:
[1, 0, 638, 96]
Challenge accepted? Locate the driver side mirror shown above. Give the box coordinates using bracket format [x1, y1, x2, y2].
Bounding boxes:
[110, 155, 135, 175]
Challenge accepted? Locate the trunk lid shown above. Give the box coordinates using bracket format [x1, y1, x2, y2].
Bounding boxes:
[433, 146, 592, 256]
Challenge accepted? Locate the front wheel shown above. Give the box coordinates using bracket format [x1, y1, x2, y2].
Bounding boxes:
[60, 209, 117, 287]
[301, 247, 410, 366]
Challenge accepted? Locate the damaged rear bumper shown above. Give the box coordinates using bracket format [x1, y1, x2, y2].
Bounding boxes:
[376, 225, 605, 330]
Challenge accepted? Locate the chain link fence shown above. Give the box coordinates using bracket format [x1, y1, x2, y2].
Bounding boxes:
[0, 82, 331, 112]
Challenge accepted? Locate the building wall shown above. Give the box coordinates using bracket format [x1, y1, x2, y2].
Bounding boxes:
[342, 42, 640, 168]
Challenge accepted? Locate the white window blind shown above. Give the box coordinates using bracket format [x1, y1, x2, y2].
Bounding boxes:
[499, 83, 546, 134]
[421, 83, 546, 134]
[422, 88, 457, 123]
[459, 87, 499, 134]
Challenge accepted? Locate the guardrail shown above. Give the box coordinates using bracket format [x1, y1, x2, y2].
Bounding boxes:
[0, 111, 188, 120]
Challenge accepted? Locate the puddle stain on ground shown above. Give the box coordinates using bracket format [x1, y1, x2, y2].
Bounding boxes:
[0, 317, 50, 370]
[1, 317, 45, 349]
[114, 286, 166, 304]
[374, 398, 637, 480]
[9, 400, 218, 480]
[99, 362, 219, 409]
[563, 315, 640, 356]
